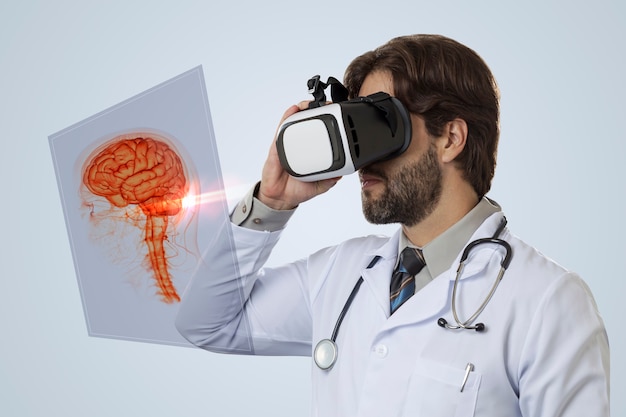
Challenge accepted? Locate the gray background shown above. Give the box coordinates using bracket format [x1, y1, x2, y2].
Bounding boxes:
[1, 1, 623, 416]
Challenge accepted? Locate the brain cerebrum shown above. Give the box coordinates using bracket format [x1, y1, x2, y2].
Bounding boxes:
[83, 135, 189, 303]
[83, 137, 187, 217]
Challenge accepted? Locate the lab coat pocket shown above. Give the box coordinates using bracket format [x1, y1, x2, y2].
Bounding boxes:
[401, 359, 481, 417]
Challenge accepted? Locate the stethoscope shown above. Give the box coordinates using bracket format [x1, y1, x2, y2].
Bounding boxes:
[313, 218, 513, 371]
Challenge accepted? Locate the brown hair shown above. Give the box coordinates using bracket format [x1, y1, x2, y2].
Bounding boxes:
[344, 34, 500, 197]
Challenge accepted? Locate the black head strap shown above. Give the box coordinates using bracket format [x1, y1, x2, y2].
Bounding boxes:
[307, 75, 349, 108]
[306, 76, 401, 136]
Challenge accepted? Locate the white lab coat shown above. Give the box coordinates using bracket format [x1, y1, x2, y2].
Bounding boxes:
[176, 211, 610, 417]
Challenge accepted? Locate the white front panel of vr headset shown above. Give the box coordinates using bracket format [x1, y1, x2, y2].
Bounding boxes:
[282, 119, 334, 174]
[280, 104, 355, 182]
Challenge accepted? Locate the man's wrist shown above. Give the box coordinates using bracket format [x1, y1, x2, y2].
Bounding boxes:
[255, 183, 298, 211]
[230, 182, 296, 232]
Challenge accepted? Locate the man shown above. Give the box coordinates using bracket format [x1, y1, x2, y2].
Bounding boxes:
[176, 34, 610, 416]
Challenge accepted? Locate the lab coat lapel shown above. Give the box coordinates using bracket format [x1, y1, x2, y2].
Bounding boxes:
[384, 275, 453, 327]
[360, 230, 401, 316]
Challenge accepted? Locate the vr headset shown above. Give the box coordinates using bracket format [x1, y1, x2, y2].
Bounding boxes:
[276, 76, 412, 182]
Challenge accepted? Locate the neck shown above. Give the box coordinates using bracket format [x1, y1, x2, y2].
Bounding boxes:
[402, 179, 479, 247]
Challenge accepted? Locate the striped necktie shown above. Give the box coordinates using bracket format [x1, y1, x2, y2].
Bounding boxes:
[390, 247, 426, 314]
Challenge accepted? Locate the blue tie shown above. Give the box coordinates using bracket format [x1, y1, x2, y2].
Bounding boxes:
[390, 247, 426, 314]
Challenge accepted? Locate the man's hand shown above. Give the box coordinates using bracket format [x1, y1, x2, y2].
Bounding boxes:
[258, 101, 341, 210]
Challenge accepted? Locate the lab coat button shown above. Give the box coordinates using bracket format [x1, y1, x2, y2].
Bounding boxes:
[373, 344, 388, 358]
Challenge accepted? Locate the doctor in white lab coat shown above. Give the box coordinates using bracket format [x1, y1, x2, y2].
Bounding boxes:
[176, 34, 610, 417]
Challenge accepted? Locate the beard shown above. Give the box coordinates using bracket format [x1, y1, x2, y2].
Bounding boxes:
[361, 145, 443, 227]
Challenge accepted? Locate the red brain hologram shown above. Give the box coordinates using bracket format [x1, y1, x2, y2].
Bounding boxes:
[83, 135, 189, 303]
[83, 137, 187, 216]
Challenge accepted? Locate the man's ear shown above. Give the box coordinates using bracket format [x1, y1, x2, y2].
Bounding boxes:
[441, 118, 468, 163]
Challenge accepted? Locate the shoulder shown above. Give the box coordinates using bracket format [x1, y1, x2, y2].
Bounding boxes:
[338, 234, 392, 250]
[304, 233, 395, 285]
[504, 230, 571, 279]
[309, 233, 393, 263]
[503, 230, 600, 316]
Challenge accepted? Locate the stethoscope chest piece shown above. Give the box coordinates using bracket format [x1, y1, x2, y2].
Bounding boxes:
[314, 339, 338, 370]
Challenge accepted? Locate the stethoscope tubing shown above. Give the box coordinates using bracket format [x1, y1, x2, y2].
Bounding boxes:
[314, 256, 381, 370]
[331, 276, 364, 341]
[449, 238, 512, 328]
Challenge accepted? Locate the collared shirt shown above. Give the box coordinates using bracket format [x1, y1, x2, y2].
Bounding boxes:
[399, 197, 501, 291]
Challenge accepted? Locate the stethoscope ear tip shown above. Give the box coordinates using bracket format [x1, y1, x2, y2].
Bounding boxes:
[437, 317, 486, 332]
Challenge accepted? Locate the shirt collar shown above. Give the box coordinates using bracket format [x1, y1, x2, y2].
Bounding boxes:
[398, 197, 501, 279]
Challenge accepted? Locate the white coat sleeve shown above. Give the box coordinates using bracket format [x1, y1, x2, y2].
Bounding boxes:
[175, 219, 313, 356]
[518, 272, 610, 416]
